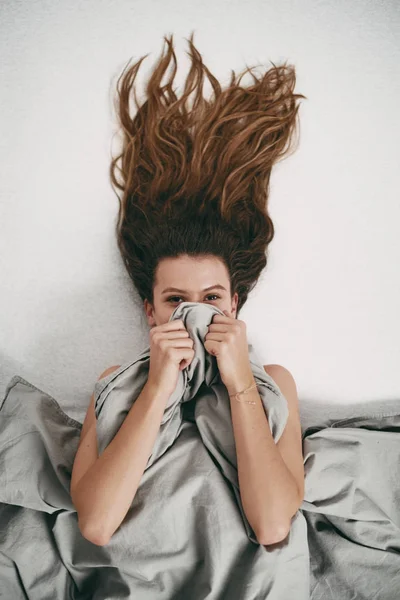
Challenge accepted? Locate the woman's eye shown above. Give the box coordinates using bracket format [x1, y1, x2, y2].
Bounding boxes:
[167, 295, 220, 303]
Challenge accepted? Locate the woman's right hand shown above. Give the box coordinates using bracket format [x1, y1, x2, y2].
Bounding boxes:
[147, 319, 195, 398]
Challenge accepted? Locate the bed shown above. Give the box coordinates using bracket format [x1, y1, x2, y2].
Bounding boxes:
[2, 2, 400, 598]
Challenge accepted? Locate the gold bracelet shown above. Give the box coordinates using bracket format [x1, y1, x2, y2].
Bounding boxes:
[228, 381, 257, 405]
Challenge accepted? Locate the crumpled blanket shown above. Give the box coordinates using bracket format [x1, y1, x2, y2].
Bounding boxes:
[1, 301, 399, 599]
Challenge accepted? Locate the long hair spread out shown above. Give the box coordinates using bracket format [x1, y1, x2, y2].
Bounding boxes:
[109, 32, 306, 316]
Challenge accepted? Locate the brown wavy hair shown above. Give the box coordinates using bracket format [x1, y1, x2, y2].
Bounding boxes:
[109, 32, 306, 317]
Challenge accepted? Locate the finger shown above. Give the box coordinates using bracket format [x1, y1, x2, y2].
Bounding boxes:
[206, 332, 224, 342]
[207, 324, 229, 333]
[211, 315, 230, 324]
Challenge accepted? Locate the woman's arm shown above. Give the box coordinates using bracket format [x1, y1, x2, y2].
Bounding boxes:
[71, 381, 169, 546]
[226, 366, 304, 546]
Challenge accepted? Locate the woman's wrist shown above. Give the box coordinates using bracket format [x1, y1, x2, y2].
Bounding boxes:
[144, 379, 172, 405]
[225, 372, 256, 397]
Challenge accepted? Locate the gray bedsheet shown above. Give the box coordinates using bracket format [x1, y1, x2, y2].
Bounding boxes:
[1, 302, 399, 599]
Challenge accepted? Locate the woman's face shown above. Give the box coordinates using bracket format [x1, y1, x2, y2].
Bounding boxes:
[144, 255, 238, 328]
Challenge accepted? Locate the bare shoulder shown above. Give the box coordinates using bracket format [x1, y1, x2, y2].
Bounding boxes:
[263, 364, 298, 399]
[98, 365, 122, 380]
[263, 364, 295, 384]
[263, 363, 299, 413]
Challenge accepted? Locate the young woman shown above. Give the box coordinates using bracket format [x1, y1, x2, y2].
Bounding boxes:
[71, 32, 307, 549]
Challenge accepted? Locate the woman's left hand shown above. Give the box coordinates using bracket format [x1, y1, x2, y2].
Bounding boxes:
[204, 309, 254, 393]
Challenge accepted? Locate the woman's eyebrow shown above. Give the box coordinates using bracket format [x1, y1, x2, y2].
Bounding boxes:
[161, 285, 227, 294]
